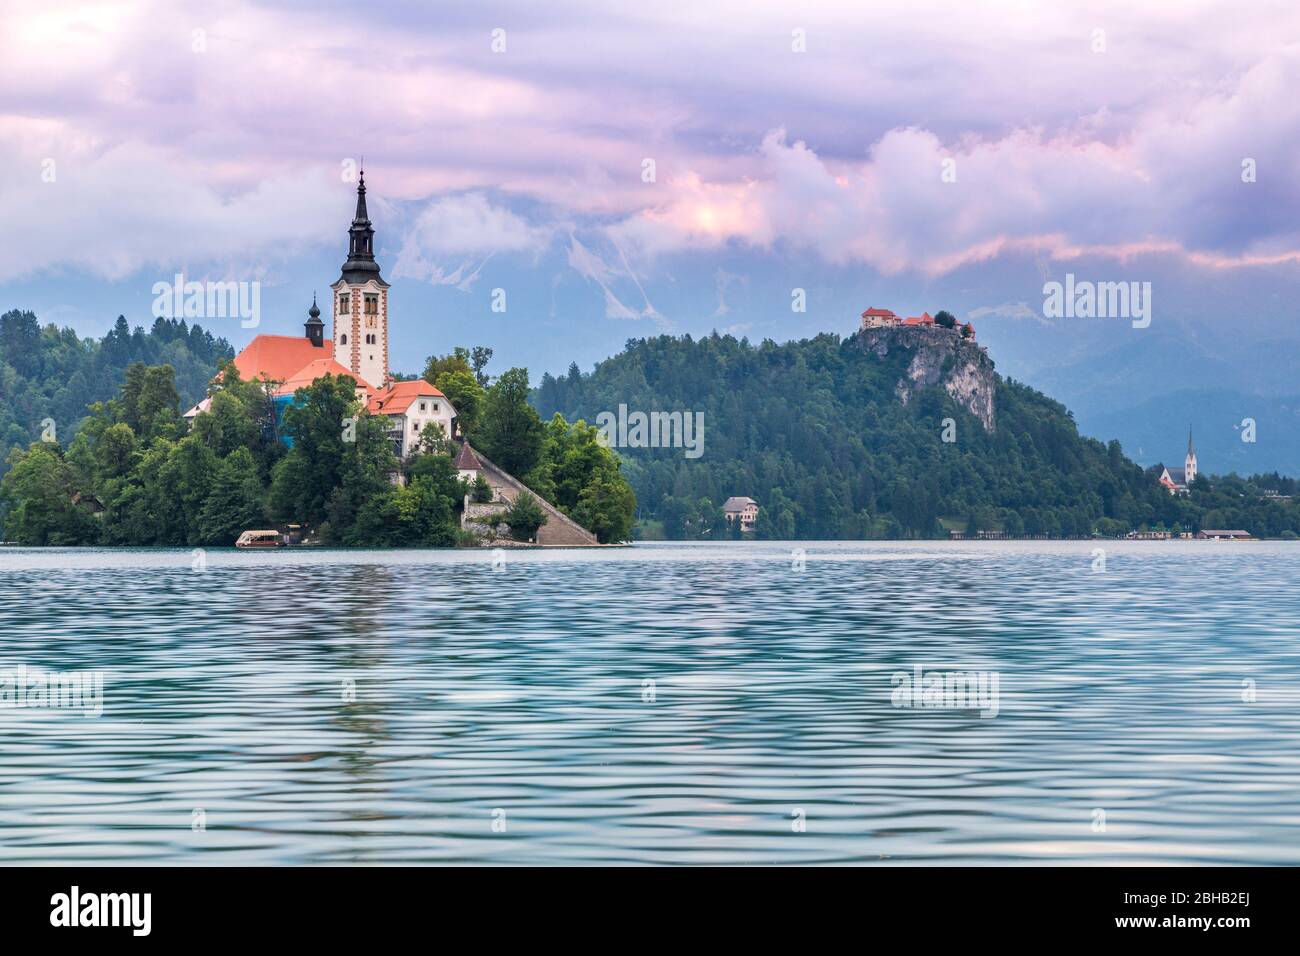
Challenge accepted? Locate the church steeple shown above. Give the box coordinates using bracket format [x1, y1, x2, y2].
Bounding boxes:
[304, 293, 324, 348]
[340, 168, 383, 285]
[353, 167, 369, 222]
[331, 166, 390, 390]
[1185, 426, 1198, 485]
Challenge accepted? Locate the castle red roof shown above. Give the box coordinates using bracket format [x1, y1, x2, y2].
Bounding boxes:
[861, 307, 898, 318]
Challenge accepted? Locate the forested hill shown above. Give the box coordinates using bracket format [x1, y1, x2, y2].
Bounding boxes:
[534, 329, 1300, 539]
[0, 312, 232, 474]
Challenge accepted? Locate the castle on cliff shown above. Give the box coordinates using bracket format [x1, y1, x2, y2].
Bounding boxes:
[861, 306, 974, 339]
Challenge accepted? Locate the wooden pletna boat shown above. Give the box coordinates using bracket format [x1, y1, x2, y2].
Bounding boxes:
[235, 530, 286, 549]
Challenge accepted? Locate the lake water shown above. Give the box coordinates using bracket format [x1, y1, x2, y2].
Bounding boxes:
[1, 540, 1297, 865]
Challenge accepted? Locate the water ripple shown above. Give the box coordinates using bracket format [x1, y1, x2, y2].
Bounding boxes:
[0, 540, 1298, 864]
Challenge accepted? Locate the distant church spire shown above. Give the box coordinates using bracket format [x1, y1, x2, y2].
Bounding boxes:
[1188, 427, 1195, 456]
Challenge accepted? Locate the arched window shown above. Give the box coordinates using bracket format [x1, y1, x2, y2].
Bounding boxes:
[340, 334, 348, 345]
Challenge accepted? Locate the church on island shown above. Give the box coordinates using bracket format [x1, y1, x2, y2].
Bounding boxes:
[184, 172, 599, 546]
[185, 171, 454, 458]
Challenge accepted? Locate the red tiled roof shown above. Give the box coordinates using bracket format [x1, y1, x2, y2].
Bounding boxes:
[272, 357, 367, 397]
[366, 379, 446, 415]
[231, 335, 335, 384]
[861, 307, 898, 318]
[903, 311, 935, 326]
[453, 442, 482, 470]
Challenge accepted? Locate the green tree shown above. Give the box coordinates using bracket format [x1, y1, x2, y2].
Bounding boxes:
[319, 413, 401, 543]
[422, 347, 473, 383]
[470, 346, 493, 386]
[503, 490, 547, 541]
[270, 374, 370, 525]
[431, 368, 484, 436]
[572, 472, 636, 543]
[0, 316, 230, 481]
[157, 435, 219, 544]
[193, 389, 260, 460]
[477, 367, 544, 477]
[95, 423, 137, 480]
[116, 363, 183, 442]
[0, 443, 98, 545]
[198, 448, 267, 544]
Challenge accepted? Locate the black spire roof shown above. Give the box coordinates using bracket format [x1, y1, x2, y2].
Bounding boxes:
[304, 292, 325, 347]
[339, 169, 388, 287]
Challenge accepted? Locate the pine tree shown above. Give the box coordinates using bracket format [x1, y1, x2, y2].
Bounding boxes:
[199, 448, 266, 545]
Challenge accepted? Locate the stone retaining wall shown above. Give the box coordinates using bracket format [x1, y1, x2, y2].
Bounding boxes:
[460, 445, 600, 546]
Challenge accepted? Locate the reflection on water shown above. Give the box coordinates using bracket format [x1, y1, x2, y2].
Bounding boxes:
[1, 540, 1298, 864]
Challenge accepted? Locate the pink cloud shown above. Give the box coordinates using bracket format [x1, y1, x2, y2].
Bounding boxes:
[3, 0, 1300, 282]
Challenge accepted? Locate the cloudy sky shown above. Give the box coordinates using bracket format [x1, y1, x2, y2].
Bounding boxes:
[4, 0, 1300, 463]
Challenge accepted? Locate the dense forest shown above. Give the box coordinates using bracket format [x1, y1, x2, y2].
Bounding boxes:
[535, 330, 1300, 539]
[0, 317, 635, 546]
[0, 310, 231, 476]
[5, 310, 1299, 544]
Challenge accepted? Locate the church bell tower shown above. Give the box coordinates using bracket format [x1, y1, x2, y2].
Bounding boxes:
[1185, 427, 1197, 485]
[331, 169, 390, 389]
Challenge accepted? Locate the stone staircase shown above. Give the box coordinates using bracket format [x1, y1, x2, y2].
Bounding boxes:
[459, 444, 600, 546]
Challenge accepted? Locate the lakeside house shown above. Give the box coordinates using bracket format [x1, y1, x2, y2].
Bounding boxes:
[722, 496, 759, 532]
[1197, 529, 1254, 540]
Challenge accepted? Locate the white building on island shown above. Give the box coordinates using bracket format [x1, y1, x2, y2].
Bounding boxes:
[184, 171, 458, 461]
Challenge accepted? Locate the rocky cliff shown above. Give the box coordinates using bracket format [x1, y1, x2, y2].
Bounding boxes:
[854, 325, 996, 431]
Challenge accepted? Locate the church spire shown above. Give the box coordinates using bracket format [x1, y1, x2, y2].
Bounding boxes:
[340, 167, 384, 286]
[353, 167, 369, 222]
[1187, 426, 1195, 456]
[304, 292, 324, 347]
